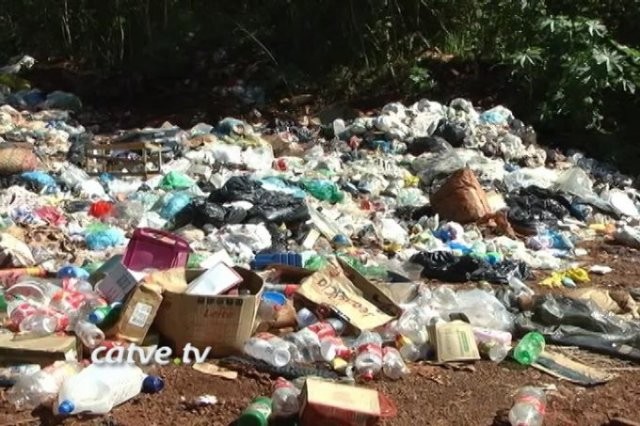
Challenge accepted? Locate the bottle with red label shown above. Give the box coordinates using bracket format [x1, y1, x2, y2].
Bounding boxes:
[508, 386, 546, 426]
[244, 332, 292, 367]
[285, 318, 345, 362]
[319, 336, 354, 362]
[271, 377, 301, 418]
[353, 331, 383, 381]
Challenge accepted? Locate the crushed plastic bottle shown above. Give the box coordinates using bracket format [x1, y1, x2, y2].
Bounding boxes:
[382, 347, 409, 380]
[56, 363, 161, 415]
[271, 377, 301, 417]
[513, 331, 545, 365]
[509, 386, 546, 426]
[7, 361, 83, 410]
[353, 331, 383, 381]
[244, 332, 292, 367]
[285, 318, 346, 362]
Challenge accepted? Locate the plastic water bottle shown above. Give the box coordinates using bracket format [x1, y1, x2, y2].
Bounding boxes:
[296, 307, 318, 328]
[509, 386, 546, 426]
[396, 335, 428, 362]
[271, 377, 301, 417]
[244, 333, 292, 367]
[57, 363, 158, 415]
[73, 319, 106, 348]
[286, 318, 346, 362]
[18, 313, 58, 335]
[353, 331, 383, 381]
[6, 361, 83, 410]
[382, 347, 409, 380]
[320, 336, 354, 362]
[508, 275, 534, 296]
[0, 364, 41, 386]
[513, 331, 545, 365]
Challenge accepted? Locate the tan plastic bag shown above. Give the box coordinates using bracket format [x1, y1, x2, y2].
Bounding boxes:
[430, 168, 490, 223]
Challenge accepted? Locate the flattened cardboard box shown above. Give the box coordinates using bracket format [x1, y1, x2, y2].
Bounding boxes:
[153, 267, 263, 357]
[0, 334, 81, 367]
[429, 320, 480, 363]
[108, 282, 163, 344]
[300, 378, 382, 426]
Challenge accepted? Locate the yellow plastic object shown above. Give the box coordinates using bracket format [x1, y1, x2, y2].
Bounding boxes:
[403, 174, 420, 188]
[539, 267, 590, 288]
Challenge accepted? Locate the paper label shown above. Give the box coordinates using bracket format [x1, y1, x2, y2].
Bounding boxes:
[128, 302, 153, 328]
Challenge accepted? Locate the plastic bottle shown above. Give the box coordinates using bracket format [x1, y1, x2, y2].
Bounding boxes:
[513, 332, 545, 365]
[271, 377, 301, 417]
[320, 336, 353, 362]
[56, 363, 156, 415]
[0, 364, 41, 386]
[59, 165, 91, 190]
[244, 333, 292, 367]
[237, 396, 272, 426]
[508, 386, 546, 426]
[382, 347, 409, 380]
[296, 307, 318, 328]
[508, 275, 535, 296]
[353, 331, 383, 381]
[6, 361, 83, 410]
[285, 318, 346, 362]
[396, 335, 428, 362]
[73, 319, 106, 348]
[18, 313, 58, 335]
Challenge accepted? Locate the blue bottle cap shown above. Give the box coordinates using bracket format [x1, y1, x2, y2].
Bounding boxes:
[58, 400, 75, 415]
[142, 375, 165, 393]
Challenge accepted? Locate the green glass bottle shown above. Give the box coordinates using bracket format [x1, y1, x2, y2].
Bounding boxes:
[513, 331, 545, 365]
[237, 397, 272, 426]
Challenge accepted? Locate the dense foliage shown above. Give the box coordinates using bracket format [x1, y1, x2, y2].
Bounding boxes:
[1, 0, 639, 141]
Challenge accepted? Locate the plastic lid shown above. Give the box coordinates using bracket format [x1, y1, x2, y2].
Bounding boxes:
[88, 310, 106, 324]
[361, 371, 374, 381]
[58, 400, 74, 415]
[142, 375, 165, 393]
[261, 291, 287, 306]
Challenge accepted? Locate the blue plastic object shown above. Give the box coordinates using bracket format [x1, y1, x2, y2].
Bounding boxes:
[142, 375, 165, 393]
[250, 252, 303, 270]
[160, 192, 192, 219]
[85, 228, 125, 250]
[57, 265, 90, 280]
[20, 171, 57, 191]
[58, 400, 74, 415]
[262, 291, 287, 306]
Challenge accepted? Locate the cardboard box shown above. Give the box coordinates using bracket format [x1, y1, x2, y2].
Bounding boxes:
[153, 267, 264, 357]
[108, 282, 163, 344]
[429, 320, 480, 363]
[299, 378, 382, 426]
[93, 256, 145, 303]
[0, 334, 81, 367]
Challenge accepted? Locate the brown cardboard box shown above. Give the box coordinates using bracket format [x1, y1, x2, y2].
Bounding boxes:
[109, 282, 163, 344]
[0, 334, 81, 367]
[429, 320, 480, 363]
[153, 267, 263, 357]
[299, 378, 382, 426]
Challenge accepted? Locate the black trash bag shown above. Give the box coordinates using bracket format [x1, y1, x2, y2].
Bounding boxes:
[506, 186, 572, 230]
[188, 198, 228, 228]
[209, 176, 309, 224]
[410, 251, 483, 283]
[514, 294, 640, 361]
[433, 121, 466, 147]
[0, 174, 28, 190]
[406, 136, 452, 156]
[469, 259, 530, 285]
[411, 252, 530, 284]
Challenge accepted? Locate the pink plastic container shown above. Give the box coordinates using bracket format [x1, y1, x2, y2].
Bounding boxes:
[122, 228, 191, 271]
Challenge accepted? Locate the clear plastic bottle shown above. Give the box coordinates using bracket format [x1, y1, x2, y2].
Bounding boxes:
[244, 333, 292, 367]
[285, 318, 345, 362]
[6, 361, 83, 410]
[73, 319, 106, 348]
[507, 275, 535, 296]
[353, 331, 383, 381]
[18, 313, 58, 335]
[271, 377, 301, 417]
[396, 335, 428, 362]
[56, 363, 152, 415]
[382, 347, 409, 380]
[508, 386, 546, 426]
[296, 307, 318, 328]
[320, 336, 353, 362]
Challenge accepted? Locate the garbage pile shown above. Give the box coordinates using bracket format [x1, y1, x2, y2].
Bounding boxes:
[1, 55, 640, 425]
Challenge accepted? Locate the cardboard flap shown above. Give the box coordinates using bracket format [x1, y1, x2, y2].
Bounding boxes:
[337, 257, 403, 316]
[296, 260, 394, 331]
[532, 349, 614, 386]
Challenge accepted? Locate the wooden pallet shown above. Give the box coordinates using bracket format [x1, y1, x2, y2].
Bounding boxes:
[84, 141, 163, 179]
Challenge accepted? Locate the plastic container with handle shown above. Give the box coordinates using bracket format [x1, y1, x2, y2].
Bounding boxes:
[122, 228, 191, 272]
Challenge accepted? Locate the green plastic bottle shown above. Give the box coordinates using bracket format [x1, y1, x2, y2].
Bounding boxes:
[237, 397, 272, 426]
[513, 331, 545, 365]
[305, 255, 328, 271]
